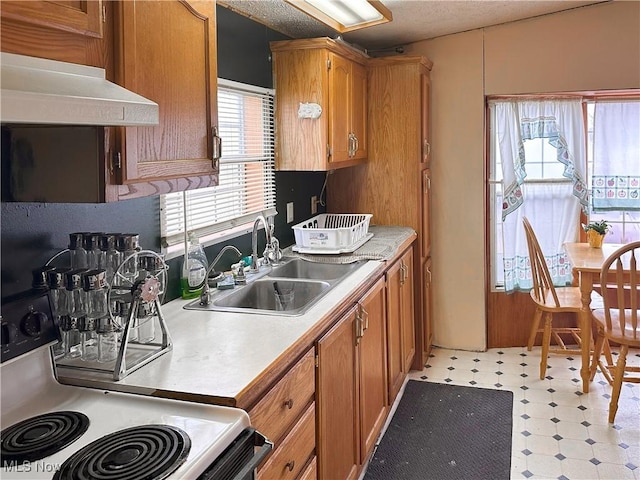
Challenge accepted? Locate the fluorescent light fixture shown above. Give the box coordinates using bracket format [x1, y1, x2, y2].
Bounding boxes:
[285, 0, 392, 33]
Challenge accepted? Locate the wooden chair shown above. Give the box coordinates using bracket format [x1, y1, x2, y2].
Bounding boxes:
[589, 241, 640, 423]
[522, 217, 586, 379]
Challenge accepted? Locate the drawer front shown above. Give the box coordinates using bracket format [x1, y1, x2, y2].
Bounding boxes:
[299, 456, 317, 480]
[257, 403, 316, 480]
[250, 349, 315, 444]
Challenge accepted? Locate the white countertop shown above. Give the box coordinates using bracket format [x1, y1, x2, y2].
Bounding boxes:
[57, 260, 383, 405]
[56, 226, 416, 408]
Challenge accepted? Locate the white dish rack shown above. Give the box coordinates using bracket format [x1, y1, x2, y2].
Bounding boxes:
[292, 214, 372, 254]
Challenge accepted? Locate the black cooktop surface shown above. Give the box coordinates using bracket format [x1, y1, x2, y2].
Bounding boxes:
[52, 424, 191, 480]
[1, 411, 90, 465]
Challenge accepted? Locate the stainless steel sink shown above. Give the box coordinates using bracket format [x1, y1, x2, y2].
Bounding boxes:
[183, 256, 364, 316]
[210, 278, 330, 315]
[268, 258, 362, 281]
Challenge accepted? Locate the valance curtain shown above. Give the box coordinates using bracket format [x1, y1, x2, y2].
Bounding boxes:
[591, 100, 640, 211]
[493, 99, 586, 292]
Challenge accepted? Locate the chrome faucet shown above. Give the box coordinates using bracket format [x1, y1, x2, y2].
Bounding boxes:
[250, 214, 280, 272]
[199, 245, 242, 306]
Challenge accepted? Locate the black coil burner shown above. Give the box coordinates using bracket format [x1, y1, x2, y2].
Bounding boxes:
[1, 411, 90, 464]
[53, 425, 191, 480]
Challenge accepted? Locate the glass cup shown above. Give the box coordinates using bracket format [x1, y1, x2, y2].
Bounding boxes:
[274, 288, 295, 311]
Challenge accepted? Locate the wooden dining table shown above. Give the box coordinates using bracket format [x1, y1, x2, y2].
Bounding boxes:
[563, 242, 627, 393]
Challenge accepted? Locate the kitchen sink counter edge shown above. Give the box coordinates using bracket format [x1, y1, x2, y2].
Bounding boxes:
[56, 228, 416, 411]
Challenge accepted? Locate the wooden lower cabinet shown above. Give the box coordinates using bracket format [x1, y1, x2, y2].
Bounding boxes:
[257, 404, 316, 480]
[386, 257, 405, 402]
[386, 246, 416, 403]
[299, 456, 317, 480]
[316, 277, 388, 480]
[422, 257, 433, 360]
[250, 349, 316, 480]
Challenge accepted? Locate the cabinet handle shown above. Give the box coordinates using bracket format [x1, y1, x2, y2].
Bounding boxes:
[110, 152, 122, 175]
[353, 134, 359, 156]
[348, 133, 355, 157]
[423, 171, 431, 194]
[400, 261, 407, 285]
[211, 126, 222, 169]
[426, 266, 432, 285]
[355, 310, 362, 345]
[283, 398, 294, 410]
[423, 140, 431, 161]
[361, 306, 369, 331]
[285, 461, 295, 472]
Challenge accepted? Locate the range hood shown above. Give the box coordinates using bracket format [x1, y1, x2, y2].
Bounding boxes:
[0, 52, 159, 126]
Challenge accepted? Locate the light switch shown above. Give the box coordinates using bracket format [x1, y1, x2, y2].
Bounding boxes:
[287, 202, 294, 223]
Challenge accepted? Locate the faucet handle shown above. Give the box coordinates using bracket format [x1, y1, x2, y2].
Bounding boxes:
[265, 237, 282, 265]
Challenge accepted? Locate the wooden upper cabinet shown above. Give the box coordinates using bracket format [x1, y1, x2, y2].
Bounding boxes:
[270, 37, 368, 171]
[328, 53, 367, 163]
[113, 0, 219, 191]
[0, 0, 107, 66]
[1, 1, 220, 202]
[0, 1, 103, 38]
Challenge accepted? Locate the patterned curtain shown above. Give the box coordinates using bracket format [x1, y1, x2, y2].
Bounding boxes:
[494, 100, 586, 292]
[591, 100, 640, 211]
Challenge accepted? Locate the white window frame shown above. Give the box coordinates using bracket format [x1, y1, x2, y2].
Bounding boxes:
[160, 79, 276, 259]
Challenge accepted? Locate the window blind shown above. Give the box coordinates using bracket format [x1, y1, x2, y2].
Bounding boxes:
[161, 79, 276, 250]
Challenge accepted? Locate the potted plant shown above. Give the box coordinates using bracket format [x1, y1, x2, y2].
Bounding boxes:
[582, 220, 610, 248]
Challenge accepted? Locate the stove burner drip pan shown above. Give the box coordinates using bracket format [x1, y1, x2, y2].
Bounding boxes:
[1, 411, 90, 464]
[53, 425, 191, 480]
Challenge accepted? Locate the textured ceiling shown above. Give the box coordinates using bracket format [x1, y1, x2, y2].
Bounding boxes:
[218, 0, 609, 52]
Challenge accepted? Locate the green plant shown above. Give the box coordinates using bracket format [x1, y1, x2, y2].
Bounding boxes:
[582, 220, 610, 235]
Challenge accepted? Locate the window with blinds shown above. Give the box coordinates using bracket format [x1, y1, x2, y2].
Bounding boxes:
[160, 79, 276, 256]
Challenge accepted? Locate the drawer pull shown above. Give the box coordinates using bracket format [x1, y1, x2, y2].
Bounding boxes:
[286, 461, 295, 472]
[283, 398, 294, 409]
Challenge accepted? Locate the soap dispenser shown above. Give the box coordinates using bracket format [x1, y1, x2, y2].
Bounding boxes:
[181, 231, 209, 299]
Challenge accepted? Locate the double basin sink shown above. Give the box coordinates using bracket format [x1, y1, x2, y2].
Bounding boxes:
[184, 257, 364, 316]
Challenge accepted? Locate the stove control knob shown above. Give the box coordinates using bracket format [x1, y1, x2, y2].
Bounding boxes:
[21, 311, 47, 337]
[1, 322, 17, 345]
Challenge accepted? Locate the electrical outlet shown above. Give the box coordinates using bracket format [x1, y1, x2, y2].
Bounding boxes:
[311, 196, 318, 215]
[286, 202, 294, 223]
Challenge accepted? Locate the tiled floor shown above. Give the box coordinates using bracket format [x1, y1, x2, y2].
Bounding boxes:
[407, 346, 640, 480]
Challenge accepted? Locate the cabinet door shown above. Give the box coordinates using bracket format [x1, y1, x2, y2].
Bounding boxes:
[401, 248, 416, 373]
[257, 404, 316, 480]
[385, 259, 404, 403]
[328, 52, 351, 164]
[115, 0, 218, 186]
[351, 61, 368, 160]
[421, 72, 431, 166]
[422, 168, 432, 259]
[422, 257, 433, 358]
[0, 1, 103, 38]
[317, 305, 359, 480]
[358, 278, 388, 464]
[272, 47, 329, 171]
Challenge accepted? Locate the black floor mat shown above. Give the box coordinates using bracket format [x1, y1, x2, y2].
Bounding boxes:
[364, 380, 513, 480]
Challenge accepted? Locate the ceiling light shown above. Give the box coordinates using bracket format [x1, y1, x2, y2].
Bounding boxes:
[285, 0, 392, 33]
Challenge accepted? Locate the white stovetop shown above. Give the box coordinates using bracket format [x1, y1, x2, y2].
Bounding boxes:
[57, 260, 383, 404]
[1, 348, 250, 480]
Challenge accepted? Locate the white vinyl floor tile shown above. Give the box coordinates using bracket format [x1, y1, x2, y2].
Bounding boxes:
[411, 346, 640, 480]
